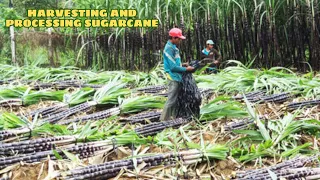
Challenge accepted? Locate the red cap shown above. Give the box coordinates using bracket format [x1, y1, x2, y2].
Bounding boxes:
[169, 28, 186, 39]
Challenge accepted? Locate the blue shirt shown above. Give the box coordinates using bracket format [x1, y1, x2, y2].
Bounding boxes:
[163, 41, 186, 82]
[202, 48, 210, 56]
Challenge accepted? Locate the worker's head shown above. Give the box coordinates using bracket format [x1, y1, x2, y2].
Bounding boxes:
[169, 28, 186, 45]
[206, 40, 214, 49]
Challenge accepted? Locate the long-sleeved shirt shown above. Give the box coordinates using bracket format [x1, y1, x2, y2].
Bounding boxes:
[200, 48, 222, 62]
[163, 40, 186, 82]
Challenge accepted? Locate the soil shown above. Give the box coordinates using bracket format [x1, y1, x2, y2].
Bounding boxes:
[11, 162, 48, 180]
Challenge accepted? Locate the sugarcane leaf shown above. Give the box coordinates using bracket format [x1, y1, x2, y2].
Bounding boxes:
[2, 112, 29, 129]
[186, 142, 201, 149]
[52, 150, 62, 160]
[281, 143, 312, 157]
[243, 95, 270, 140]
[179, 127, 192, 142]
[232, 130, 263, 137]
[62, 149, 80, 163]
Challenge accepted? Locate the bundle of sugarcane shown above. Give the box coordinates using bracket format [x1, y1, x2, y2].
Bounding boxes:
[25, 103, 68, 119]
[232, 90, 266, 103]
[223, 118, 255, 131]
[261, 92, 291, 103]
[155, 92, 168, 97]
[40, 78, 129, 124]
[58, 95, 165, 125]
[287, 99, 320, 110]
[58, 108, 120, 125]
[0, 132, 148, 169]
[135, 85, 167, 93]
[135, 118, 191, 136]
[233, 155, 318, 180]
[199, 88, 214, 100]
[0, 127, 32, 141]
[40, 101, 98, 123]
[236, 167, 320, 180]
[0, 99, 22, 107]
[123, 110, 162, 124]
[0, 136, 75, 156]
[0, 142, 109, 170]
[60, 146, 227, 180]
[0, 96, 165, 141]
[175, 72, 202, 119]
[31, 81, 104, 90]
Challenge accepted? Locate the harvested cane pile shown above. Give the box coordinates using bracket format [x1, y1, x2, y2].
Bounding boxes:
[60, 148, 225, 180]
[123, 110, 161, 124]
[176, 63, 202, 119]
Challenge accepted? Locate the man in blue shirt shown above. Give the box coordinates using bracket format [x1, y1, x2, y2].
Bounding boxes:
[160, 28, 194, 121]
[200, 40, 221, 73]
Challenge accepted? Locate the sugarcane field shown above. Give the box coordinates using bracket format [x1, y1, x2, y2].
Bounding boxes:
[2, 0, 320, 180]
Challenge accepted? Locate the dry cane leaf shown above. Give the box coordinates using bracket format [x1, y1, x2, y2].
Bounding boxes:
[37, 162, 45, 180]
[112, 168, 125, 180]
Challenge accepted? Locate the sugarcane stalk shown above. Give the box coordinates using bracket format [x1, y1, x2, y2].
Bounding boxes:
[58, 107, 120, 125]
[26, 103, 68, 118]
[0, 99, 22, 106]
[235, 156, 318, 178]
[135, 118, 190, 136]
[41, 101, 98, 124]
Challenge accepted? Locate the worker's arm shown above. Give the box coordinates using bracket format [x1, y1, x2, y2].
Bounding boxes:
[164, 48, 186, 73]
[200, 51, 209, 60]
[212, 49, 222, 61]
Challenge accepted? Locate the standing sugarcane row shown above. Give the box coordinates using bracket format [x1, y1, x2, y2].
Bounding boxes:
[233, 155, 319, 180]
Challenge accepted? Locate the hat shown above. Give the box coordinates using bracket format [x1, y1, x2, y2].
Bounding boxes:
[169, 28, 186, 39]
[206, 40, 214, 45]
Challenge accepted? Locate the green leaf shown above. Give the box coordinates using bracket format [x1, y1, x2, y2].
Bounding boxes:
[52, 150, 62, 160]
[243, 95, 270, 140]
[62, 149, 80, 163]
[281, 143, 312, 157]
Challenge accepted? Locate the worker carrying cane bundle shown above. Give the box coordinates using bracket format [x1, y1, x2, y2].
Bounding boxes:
[160, 28, 194, 121]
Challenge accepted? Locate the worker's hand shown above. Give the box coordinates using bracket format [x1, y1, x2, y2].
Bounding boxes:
[182, 63, 189, 67]
[186, 66, 195, 72]
[213, 60, 219, 65]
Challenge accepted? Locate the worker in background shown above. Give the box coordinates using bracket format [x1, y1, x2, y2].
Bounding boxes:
[160, 28, 194, 121]
[200, 40, 222, 74]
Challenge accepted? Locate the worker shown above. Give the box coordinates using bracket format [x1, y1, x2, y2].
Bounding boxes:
[200, 40, 222, 74]
[160, 28, 194, 121]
